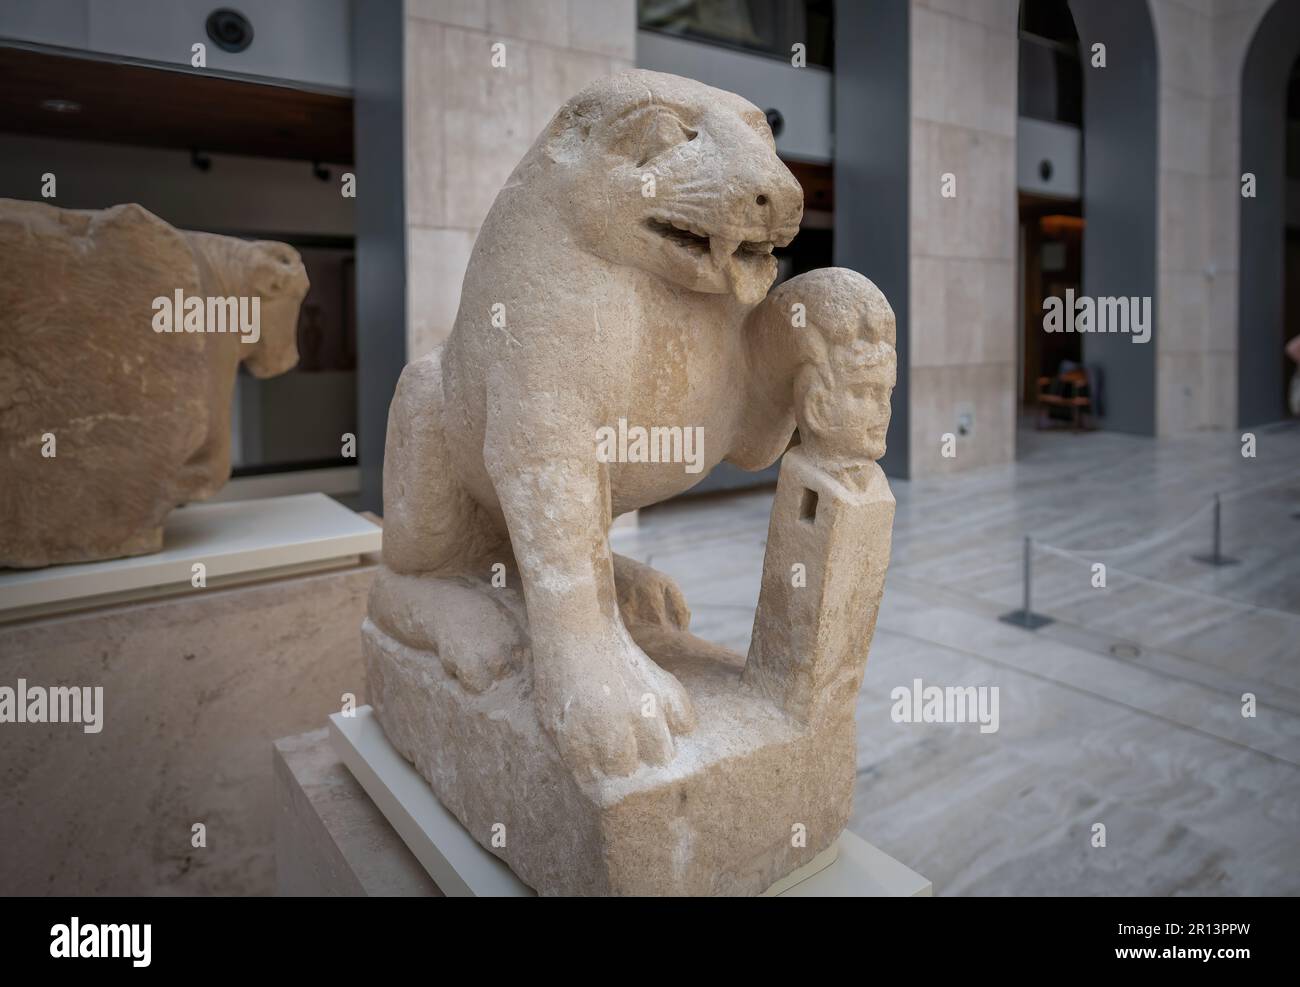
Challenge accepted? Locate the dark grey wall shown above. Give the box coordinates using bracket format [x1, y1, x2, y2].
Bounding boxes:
[350, 0, 408, 513]
[1069, 0, 1159, 436]
[833, 0, 911, 477]
[1238, 0, 1300, 427]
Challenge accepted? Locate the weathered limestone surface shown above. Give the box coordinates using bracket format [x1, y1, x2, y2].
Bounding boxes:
[0, 199, 307, 568]
[367, 70, 897, 895]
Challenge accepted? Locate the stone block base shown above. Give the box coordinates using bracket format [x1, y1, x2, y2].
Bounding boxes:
[363, 610, 857, 896]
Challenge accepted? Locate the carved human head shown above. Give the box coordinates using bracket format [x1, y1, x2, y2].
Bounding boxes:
[792, 272, 897, 465]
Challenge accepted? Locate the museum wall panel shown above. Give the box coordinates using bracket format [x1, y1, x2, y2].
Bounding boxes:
[403, 0, 636, 359]
[907, 0, 1019, 476]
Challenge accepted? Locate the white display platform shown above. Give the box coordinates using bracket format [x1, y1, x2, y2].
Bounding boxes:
[0, 493, 382, 623]
[330, 706, 932, 897]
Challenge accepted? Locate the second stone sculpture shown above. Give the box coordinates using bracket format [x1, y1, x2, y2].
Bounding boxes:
[0, 199, 308, 568]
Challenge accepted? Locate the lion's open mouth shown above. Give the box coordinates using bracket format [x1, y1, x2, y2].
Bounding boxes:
[645, 217, 710, 253]
[644, 218, 775, 262]
[643, 215, 784, 304]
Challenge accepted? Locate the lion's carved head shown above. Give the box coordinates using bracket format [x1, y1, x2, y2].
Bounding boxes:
[526, 70, 804, 306]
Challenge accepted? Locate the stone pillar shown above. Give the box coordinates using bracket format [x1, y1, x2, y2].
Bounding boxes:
[905, 0, 1018, 476]
[745, 449, 895, 723]
[1147, 0, 1273, 434]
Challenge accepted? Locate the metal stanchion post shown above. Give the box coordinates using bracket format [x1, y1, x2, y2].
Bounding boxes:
[1192, 494, 1239, 567]
[999, 536, 1054, 630]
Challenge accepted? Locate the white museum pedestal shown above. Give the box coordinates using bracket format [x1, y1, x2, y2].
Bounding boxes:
[270, 706, 932, 897]
[0, 495, 384, 895]
[0, 493, 382, 623]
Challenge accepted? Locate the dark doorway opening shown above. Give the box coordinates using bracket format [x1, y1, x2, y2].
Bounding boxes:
[1017, 1, 1089, 432]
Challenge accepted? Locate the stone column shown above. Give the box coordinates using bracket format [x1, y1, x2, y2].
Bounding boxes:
[745, 449, 895, 723]
[906, 0, 1018, 476]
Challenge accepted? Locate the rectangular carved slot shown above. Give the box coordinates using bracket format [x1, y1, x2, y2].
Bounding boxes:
[799, 488, 818, 524]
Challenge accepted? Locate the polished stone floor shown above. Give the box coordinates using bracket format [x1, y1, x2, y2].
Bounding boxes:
[614, 421, 1300, 895]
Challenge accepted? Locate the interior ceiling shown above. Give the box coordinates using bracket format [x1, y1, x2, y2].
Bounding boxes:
[0, 45, 353, 164]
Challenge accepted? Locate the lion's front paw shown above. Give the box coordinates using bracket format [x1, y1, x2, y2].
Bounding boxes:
[536, 629, 695, 780]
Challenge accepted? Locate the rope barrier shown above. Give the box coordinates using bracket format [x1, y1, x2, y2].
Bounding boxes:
[1035, 470, 1299, 558]
[1002, 469, 1300, 630]
[1038, 499, 1216, 559]
[1033, 542, 1300, 623]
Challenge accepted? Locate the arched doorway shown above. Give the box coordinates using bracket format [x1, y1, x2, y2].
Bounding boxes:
[1016, 0, 1160, 446]
[1238, 1, 1300, 426]
[1016, 1, 1085, 429]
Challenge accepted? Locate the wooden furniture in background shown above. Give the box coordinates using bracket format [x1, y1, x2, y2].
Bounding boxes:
[1035, 368, 1093, 431]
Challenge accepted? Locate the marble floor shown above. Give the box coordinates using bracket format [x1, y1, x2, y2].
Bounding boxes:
[613, 421, 1300, 896]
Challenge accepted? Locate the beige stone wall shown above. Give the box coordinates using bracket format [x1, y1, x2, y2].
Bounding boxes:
[403, 0, 636, 359]
[0, 561, 379, 895]
[907, 0, 1020, 476]
[1151, 0, 1272, 435]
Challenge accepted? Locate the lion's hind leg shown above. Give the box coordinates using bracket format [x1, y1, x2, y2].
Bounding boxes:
[368, 568, 528, 693]
[612, 553, 691, 632]
[380, 346, 507, 575]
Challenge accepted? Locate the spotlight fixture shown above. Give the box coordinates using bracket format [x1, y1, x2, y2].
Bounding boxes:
[205, 8, 254, 53]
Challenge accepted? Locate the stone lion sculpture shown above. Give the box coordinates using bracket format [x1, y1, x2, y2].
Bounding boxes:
[0, 200, 307, 568]
[367, 71, 896, 894]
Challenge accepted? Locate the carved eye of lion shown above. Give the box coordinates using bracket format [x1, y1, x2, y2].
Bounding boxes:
[626, 110, 698, 168]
